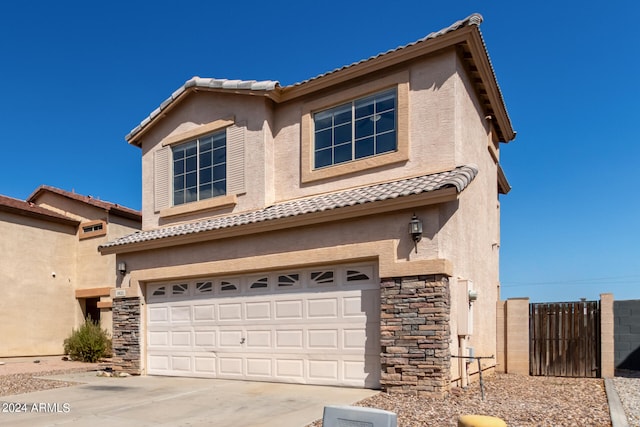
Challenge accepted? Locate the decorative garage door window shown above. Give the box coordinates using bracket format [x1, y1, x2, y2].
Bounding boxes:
[146, 264, 375, 303]
[310, 270, 335, 286]
[196, 282, 213, 294]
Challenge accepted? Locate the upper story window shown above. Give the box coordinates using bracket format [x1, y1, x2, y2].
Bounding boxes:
[313, 89, 397, 169]
[300, 71, 409, 184]
[172, 131, 226, 206]
[79, 219, 107, 240]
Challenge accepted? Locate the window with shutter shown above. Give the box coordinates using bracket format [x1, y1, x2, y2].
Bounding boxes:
[154, 120, 244, 216]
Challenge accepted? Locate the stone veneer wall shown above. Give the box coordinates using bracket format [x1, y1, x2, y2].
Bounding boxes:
[380, 275, 451, 396]
[111, 297, 141, 374]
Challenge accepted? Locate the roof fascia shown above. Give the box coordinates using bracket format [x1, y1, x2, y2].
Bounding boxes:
[127, 87, 281, 147]
[497, 163, 511, 195]
[28, 186, 141, 222]
[278, 29, 472, 103]
[0, 203, 80, 227]
[99, 186, 458, 255]
[465, 30, 516, 142]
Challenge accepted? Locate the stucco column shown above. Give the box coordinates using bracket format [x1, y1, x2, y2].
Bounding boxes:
[600, 293, 615, 378]
[495, 300, 506, 373]
[505, 297, 529, 375]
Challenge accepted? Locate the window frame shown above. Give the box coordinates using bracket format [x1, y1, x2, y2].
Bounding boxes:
[313, 88, 398, 169]
[156, 118, 239, 219]
[301, 71, 409, 183]
[171, 130, 227, 207]
[79, 220, 107, 240]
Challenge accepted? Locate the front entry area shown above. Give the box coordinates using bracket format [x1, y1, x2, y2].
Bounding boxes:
[145, 263, 380, 388]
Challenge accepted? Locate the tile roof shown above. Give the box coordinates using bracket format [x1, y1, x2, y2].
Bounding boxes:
[126, 13, 513, 144]
[0, 194, 80, 225]
[126, 77, 280, 142]
[287, 14, 483, 88]
[99, 164, 477, 251]
[28, 185, 141, 221]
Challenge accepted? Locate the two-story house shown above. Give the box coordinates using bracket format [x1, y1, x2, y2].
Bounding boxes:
[100, 13, 515, 395]
[0, 186, 140, 357]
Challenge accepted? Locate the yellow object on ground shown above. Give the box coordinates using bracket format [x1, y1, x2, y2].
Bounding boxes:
[458, 414, 507, 427]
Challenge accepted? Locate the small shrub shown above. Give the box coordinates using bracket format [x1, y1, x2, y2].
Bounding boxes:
[64, 318, 112, 363]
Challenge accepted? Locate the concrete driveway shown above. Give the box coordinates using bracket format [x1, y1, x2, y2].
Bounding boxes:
[0, 372, 378, 427]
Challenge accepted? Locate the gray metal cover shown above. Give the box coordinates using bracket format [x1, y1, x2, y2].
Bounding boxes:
[322, 405, 397, 427]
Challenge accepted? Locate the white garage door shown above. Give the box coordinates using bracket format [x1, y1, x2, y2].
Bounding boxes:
[146, 263, 380, 388]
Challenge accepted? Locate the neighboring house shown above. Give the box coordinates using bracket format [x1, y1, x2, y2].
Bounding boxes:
[0, 187, 141, 357]
[100, 13, 515, 395]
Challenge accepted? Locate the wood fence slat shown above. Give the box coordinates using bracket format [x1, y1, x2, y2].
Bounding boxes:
[529, 301, 600, 378]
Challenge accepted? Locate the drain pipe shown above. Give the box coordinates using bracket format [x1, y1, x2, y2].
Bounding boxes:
[458, 336, 468, 388]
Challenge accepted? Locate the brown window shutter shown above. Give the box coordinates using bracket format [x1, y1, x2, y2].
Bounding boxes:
[154, 146, 171, 212]
[226, 123, 245, 195]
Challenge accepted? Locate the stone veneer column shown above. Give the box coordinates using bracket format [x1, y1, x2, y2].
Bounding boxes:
[380, 275, 451, 396]
[111, 297, 141, 374]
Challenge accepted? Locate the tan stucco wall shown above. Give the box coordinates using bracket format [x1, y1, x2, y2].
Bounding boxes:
[600, 293, 615, 377]
[504, 298, 530, 375]
[0, 212, 77, 357]
[1, 194, 140, 356]
[139, 93, 273, 229]
[126, 48, 505, 380]
[138, 50, 462, 232]
[433, 53, 501, 383]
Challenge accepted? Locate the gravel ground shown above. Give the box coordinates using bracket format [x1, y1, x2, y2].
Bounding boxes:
[0, 356, 97, 397]
[307, 373, 611, 427]
[2, 358, 638, 426]
[613, 370, 640, 427]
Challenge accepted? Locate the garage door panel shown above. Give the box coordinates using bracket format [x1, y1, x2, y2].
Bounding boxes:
[194, 357, 216, 374]
[308, 360, 338, 381]
[308, 329, 338, 349]
[246, 330, 271, 348]
[245, 301, 270, 320]
[219, 330, 243, 347]
[219, 357, 243, 376]
[193, 305, 215, 321]
[307, 298, 338, 318]
[275, 300, 303, 319]
[170, 306, 191, 322]
[171, 356, 191, 372]
[276, 359, 305, 379]
[275, 329, 304, 348]
[343, 328, 366, 349]
[246, 358, 272, 377]
[148, 331, 169, 346]
[218, 303, 242, 321]
[148, 306, 169, 322]
[194, 330, 216, 347]
[171, 331, 191, 347]
[146, 263, 380, 388]
[149, 355, 170, 371]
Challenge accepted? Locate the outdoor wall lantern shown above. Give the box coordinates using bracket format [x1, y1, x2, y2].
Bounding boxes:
[409, 214, 423, 253]
[117, 262, 127, 275]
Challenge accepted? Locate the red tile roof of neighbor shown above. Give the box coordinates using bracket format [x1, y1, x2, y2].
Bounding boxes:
[0, 193, 80, 226]
[27, 185, 141, 221]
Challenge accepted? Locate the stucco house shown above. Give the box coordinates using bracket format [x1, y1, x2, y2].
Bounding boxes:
[100, 13, 515, 395]
[0, 187, 140, 357]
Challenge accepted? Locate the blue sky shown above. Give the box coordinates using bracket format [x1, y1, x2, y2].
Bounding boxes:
[1, 1, 638, 302]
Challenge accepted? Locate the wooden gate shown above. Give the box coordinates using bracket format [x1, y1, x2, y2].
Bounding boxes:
[529, 301, 600, 377]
